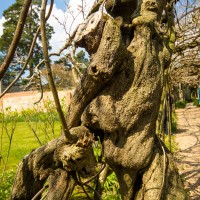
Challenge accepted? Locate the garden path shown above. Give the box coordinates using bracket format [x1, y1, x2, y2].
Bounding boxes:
[175, 106, 200, 200]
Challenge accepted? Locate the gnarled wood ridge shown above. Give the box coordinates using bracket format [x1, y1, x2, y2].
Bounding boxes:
[11, 0, 187, 199]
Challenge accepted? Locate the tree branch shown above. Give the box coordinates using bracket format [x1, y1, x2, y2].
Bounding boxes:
[40, 0, 72, 141]
[178, 6, 200, 21]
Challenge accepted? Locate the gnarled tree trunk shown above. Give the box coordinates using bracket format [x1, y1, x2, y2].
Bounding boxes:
[11, 0, 187, 199]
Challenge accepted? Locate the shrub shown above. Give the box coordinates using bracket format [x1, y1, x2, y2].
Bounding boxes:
[0, 169, 16, 200]
[175, 100, 186, 109]
[193, 99, 200, 107]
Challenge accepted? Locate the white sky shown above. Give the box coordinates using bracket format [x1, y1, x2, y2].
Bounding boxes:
[0, 17, 5, 36]
[48, 0, 95, 54]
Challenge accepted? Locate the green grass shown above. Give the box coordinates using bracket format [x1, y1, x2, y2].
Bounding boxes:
[0, 121, 62, 200]
[0, 122, 122, 199]
[0, 121, 62, 171]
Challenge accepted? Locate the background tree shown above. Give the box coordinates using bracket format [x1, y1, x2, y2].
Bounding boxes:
[75, 50, 89, 68]
[0, 0, 54, 86]
[30, 64, 76, 91]
[156, 0, 200, 140]
[172, 0, 200, 72]
[53, 50, 89, 85]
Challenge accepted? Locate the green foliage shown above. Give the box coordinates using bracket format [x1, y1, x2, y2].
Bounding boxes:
[75, 50, 89, 73]
[93, 138, 102, 162]
[0, 107, 19, 123]
[0, 121, 61, 171]
[102, 172, 121, 200]
[75, 50, 89, 66]
[175, 100, 186, 109]
[0, 99, 122, 199]
[40, 65, 76, 90]
[93, 139, 121, 199]
[54, 50, 89, 68]
[21, 98, 67, 144]
[193, 99, 200, 107]
[0, 169, 16, 200]
[0, 97, 67, 123]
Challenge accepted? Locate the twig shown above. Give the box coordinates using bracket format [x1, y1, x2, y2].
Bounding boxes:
[16, 24, 79, 91]
[78, 180, 93, 200]
[179, 6, 200, 21]
[0, 113, 16, 183]
[81, 0, 86, 20]
[84, 183, 102, 200]
[157, 137, 167, 200]
[76, 163, 106, 199]
[82, 163, 106, 185]
[68, 46, 83, 82]
[34, 72, 44, 104]
[72, 163, 106, 200]
[77, 173, 97, 200]
[22, 110, 43, 146]
[40, 191, 48, 200]
[31, 185, 49, 200]
[40, 0, 72, 141]
[22, 67, 41, 91]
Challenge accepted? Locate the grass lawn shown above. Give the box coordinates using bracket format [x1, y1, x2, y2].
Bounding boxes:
[0, 121, 62, 172]
[0, 121, 121, 200]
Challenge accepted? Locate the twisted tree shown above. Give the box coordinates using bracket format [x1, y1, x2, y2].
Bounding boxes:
[5, 0, 188, 199]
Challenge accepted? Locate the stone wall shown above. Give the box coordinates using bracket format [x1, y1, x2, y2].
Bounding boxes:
[0, 90, 74, 113]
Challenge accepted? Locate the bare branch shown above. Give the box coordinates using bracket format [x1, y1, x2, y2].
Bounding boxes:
[31, 185, 49, 200]
[40, 0, 72, 141]
[179, 6, 200, 21]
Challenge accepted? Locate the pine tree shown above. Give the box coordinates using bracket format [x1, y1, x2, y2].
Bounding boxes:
[0, 0, 54, 86]
[75, 50, 89, 66]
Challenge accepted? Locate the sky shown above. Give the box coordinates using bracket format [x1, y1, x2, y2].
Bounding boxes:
[0, 0, 95, 59]
[0, 0, 70, 18]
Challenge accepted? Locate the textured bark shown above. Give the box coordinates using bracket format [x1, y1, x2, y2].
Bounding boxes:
[46, 169, 75, 200]
[11, 136, 66, 199]
[12, 0, 187, 199]
[11, 131, 96, 199]
[67, 16, 128, 129]
[67, 0, 187, 199]
[134, 139, 186, 200]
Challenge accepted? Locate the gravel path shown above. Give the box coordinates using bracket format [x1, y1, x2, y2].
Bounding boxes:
[175, 107, 200, 200]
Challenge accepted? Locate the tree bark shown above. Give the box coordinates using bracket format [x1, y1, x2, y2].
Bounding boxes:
[67, 0, 187, 199]
[11, 0, 187, 199]
[11, 130, 96, 199]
